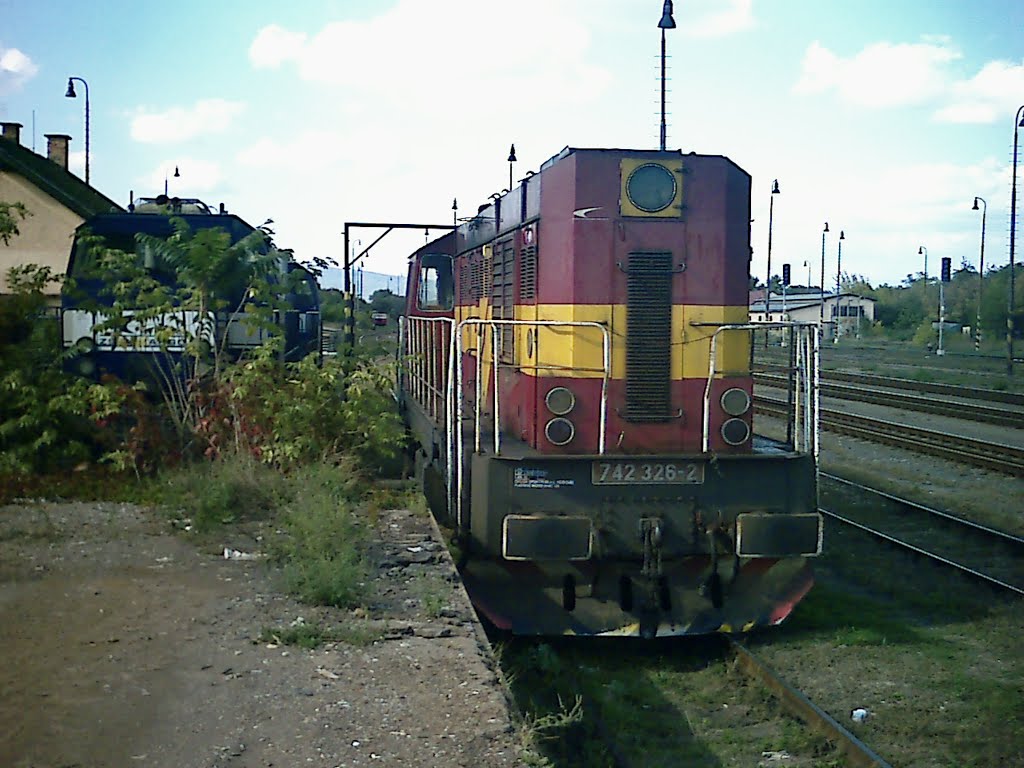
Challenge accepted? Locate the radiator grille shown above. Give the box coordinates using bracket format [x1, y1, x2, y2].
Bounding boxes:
[519, 242, 537, 303]
[625, 252, 673, 421]
[492, 239, 515, 362]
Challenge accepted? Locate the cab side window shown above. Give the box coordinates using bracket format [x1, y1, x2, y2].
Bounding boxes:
[417, 256, 453, 311]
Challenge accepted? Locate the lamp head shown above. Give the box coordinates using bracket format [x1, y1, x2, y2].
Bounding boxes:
[507, 144, 517, 163]
[771, 179, 780, 194]
[823, 222, 830, 233]
[658, 0, 676, 29]
[65, 78, 76, 98]
[918, 246, 925, 255]
[839, 230, 845, 240]
[173, 166, 180, 178]
[972, 197, 981, 210]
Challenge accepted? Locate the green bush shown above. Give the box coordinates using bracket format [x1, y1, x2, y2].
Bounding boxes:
[227, 347, 407, 473]
[155, 453, 289, 531]
[272, 461, 369, 607]
[0, 265, 106, 474]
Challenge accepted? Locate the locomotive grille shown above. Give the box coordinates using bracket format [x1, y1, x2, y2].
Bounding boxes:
[492, 239, 515, 362]
[624, 252, 673, 421]
[519, 242, 537, 303]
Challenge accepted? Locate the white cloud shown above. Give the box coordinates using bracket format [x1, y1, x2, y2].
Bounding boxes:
[247, 0, 609, 111]
[0, 46, 38, 93]
[935, 59, 1024, 124]
[794, 40, 959, 108]
[248, 24, 308, 69]
[680, 0, 754, 38]
[129, 99, 247, 144]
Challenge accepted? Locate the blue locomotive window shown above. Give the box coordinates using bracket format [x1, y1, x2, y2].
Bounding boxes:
[626, 163, 677, 213]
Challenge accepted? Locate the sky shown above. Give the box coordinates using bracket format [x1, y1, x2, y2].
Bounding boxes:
[2, 0, 1023, 289]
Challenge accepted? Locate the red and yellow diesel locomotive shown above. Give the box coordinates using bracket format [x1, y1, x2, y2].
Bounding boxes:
[399, 146, 822, 637]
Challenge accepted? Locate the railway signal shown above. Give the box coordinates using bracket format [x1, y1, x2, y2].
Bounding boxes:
[938, 257, 951, 356]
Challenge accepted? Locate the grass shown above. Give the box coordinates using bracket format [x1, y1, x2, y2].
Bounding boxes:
[0, 505, 59, 542]
[259, 620, 380, 649]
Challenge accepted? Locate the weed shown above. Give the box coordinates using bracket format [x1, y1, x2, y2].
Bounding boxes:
[154, 454, 289, 532]
[259, 620, 379, 649]
[271, 462, 370, 608]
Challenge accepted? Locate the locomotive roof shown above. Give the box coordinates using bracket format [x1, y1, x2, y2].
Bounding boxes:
[77, 211, 259, 243]
[540, 146, 748, 176]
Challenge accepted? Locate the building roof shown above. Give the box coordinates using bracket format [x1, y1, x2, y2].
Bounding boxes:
[749, 291, 876, 313]
[0, 138, 123, 218]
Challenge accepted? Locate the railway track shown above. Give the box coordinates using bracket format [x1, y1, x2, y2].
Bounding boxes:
[726, 638, 892, 768]
[755, 371, 1024, 427]
[820, 473, 1024, 596]
[511, 638, 892, 768]
[755, 395, 1024, 476]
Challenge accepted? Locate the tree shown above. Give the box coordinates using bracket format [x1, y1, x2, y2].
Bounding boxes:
[0, 200, 31, 245]
[70, 217, 305, 451]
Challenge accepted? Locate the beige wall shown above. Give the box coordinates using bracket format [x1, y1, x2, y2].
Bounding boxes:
[0, 171, 83, 297]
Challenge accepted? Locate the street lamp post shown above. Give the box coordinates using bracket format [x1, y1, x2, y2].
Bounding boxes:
[658, 1, 676, 151]
[918, 245, 928, 282]
[1008, 105, 1024, 376]
[164, 165, 180, 196]
[64, 76, 90, 185]
[834, 230, 845, 342]
[764, 179, 780, 347]
[507, 144, 516, 191]
[819, 222, 830, 330]
[973, 197, 987, 352]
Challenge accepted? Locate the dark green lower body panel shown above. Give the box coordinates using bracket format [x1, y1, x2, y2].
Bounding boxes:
[461, 449, 819, 636]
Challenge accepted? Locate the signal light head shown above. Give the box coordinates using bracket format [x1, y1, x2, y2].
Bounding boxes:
[545, 386, 576, 415]
[721, 418, 750, 446]
[545, 417, 575, 446]
[720, 387, 751, 417]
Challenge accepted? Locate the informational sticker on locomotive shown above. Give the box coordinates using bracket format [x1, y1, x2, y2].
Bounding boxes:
[591, 460, 704, 485]
[513, 467, 576, 489]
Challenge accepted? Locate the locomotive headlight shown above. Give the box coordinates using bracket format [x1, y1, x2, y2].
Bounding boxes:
[545, 386, 576, 415]
[620, 158, 683, 218]
[77, 356, 97, 377]
[75, 337, 95, 354]
[720, 387, 751, 416]
[625, 163, 677, 213]
[721, 418, 750, 446]
[545, 417, 575, 446]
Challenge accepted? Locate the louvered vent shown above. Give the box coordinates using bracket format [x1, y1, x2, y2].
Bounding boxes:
[492, 239, 515, 362]
[459, 262, 473, 303]
[519, 242, 537, 303]
[625, 252, 673, 422]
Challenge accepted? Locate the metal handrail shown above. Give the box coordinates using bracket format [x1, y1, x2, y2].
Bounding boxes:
[701, 321, 819, 458]
[452, 318, 611, 530]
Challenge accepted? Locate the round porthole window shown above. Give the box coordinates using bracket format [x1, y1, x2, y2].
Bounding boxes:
[626, 163, 677, 213]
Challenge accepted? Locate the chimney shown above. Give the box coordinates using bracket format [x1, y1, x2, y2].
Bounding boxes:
[1, 122, 23, 144]
[45, 133, 72, 170]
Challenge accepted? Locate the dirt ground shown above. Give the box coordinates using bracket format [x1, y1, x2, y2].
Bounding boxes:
[0, 500, 524, 768]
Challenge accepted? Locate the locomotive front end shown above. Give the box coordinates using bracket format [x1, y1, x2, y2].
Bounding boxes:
[401, 147, 822, 637]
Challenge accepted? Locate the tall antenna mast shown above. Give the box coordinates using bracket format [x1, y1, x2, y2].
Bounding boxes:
[658, 0, 676, 150]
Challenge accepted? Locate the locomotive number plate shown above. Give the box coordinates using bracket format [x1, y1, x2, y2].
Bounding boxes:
[592, 461, 704, 485]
